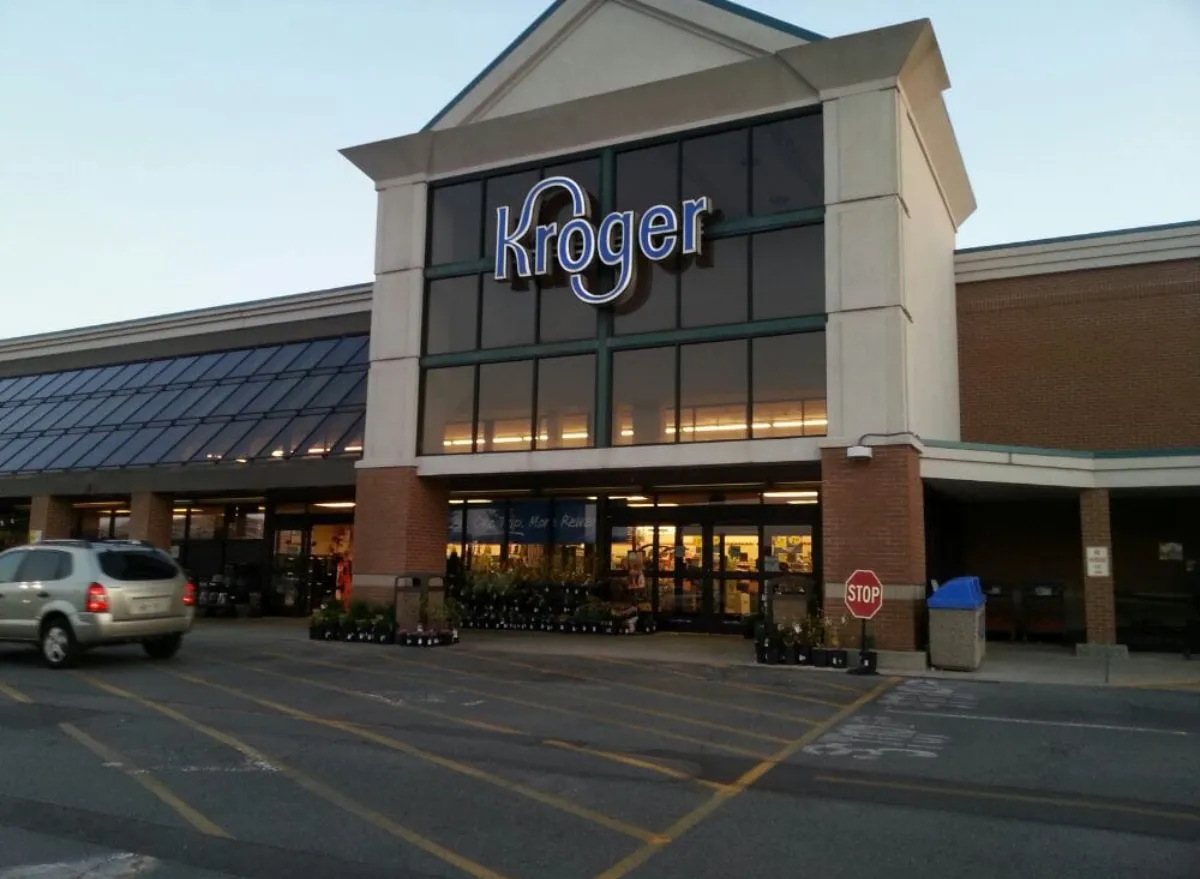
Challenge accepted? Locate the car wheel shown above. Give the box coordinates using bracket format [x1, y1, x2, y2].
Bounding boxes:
[143, 634, 183, 660]
[41, 617, 81, 670]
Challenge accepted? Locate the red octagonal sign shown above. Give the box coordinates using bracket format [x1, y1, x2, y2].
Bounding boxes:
[844, 569, 884, 620]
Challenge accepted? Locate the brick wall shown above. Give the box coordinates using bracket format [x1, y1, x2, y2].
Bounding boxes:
[1079, 488, 1116, 644]
[29, 496, 73, 541]
[821, 444, 925, 651]
[129, 492, 173, 550]
[957, 258, 1200, 450]
[352, 466, 448, 607]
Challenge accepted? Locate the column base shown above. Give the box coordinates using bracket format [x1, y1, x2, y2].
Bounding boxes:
[1074, 643, 1129, 661]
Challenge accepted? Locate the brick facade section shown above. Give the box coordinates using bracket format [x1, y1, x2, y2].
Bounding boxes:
[29, 496, 73, 541]
[352, 466, 448, 607]
[129, 492, 173, 550]
[1079, 488, 1117, 644]
[957, 258, 1200, 450]
[821, 444, 925, 651]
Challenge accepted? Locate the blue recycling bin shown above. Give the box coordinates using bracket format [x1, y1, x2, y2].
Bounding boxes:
[928, 576, 986, 670]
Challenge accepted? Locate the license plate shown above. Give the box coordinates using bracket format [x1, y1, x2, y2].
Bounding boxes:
[132, 598, 170, 616]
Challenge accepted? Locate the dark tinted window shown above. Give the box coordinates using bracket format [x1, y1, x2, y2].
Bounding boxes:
[227, 346, 277, 378]
[425, 276, 479, 354]
[481, 275, 536, 349]
[485, 170, 540, 258]
[297, 411, 359, 457]
[0, 551, 25, 582]
[128, 425, 193, 466]
[96, 548, 179, 582]
[17, 549, 72, 582]
[614, 255, 677, 336]
[752, 225, 825, 320]
[421, 366, 475, 455]
[430, 180, 483, 265]
[20, 434, 87, 472]
[101, 427, 165, 467]
[225, 418, 289, 460]
[476, 360, 533, 452]
[536, 355, 595, 450]
[539, 275, 596, 342]
[286, 338, 338, 371]
[680, 236, 748, 328]
[752, 114, 823, 215]
[752, 333, 827, 438]
[543, 159, 600, 228]
[309, 371, 365, 409]
[3, 435, 55, 472]
[612, 347, 675, 446]
[261, 415, 324, 459]
[316, 337, 366, 368]
[615, 144, 678, 215]
[683, 129, 748, 221]
[679, 340, 748, 442]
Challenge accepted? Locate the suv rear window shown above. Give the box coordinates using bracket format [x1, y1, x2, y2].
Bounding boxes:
[96, 548, 180, 582]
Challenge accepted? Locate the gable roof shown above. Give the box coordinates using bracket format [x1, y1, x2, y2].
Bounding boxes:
[421, 0, 825, 130]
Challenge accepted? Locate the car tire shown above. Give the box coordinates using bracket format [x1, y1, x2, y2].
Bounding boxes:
[143, 634, 183, 661]
[40, 616, 81, 670]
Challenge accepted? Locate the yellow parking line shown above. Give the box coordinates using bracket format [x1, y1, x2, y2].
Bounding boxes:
[583, 652, 863, 696]
[76, 673, 512, 879]
[226, 657, 715, 790]
[591, 677, 897, 879]
[58, 722, 231, 838]
[812, 773, 1200, 823]
[447, 649, 844, 713]
[271, 651, 772, 760]
[0, 682, 32, 703]
[543, 739, 728, 792]
[171, 670, 668, 845]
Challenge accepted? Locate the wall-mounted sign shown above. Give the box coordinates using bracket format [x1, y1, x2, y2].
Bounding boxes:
[494, 175, 712, 307]
[1085, 545, 1110, 578]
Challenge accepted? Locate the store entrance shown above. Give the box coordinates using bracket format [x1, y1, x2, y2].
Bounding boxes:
[610, 504, 819, 634]
[269, 516, 354, 616]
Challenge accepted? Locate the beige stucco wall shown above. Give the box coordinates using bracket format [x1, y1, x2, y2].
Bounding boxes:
[899, 92, 961, 443]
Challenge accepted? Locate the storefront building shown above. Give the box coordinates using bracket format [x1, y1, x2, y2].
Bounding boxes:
[2, 0, 1197, 657]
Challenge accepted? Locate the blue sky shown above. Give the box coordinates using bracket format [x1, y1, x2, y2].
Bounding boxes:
[1, 0, 1197, 338]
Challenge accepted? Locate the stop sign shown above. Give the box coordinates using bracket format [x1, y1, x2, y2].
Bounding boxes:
[844, 569, 884, 620]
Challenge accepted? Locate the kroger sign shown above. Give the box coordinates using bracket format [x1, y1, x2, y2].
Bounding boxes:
[493, 176, 712, 307]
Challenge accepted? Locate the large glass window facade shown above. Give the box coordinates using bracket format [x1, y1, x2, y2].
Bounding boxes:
[0, 335, 368, 475]
[420, 110, 826, 455]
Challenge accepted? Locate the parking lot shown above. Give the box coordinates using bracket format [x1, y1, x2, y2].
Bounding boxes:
[1, 623, 1198, 879]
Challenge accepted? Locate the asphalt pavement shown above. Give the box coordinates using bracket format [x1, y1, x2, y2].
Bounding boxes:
[0, 622, 1197, 879]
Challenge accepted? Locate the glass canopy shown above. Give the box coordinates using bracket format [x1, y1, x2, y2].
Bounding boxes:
[0, 335, 368, 475]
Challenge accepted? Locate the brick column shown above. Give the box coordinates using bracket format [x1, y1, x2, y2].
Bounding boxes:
[1079, 488, 1116, 645]
[351, 466, 448, 607]
[129, 492, 173, 550]
[29, 496, 74, 541]
[820, 444, 925, 652]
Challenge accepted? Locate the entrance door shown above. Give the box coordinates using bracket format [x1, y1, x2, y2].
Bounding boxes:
[270, 527, 309, 616]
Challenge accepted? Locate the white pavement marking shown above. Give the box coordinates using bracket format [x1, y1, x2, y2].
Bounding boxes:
[0, 853, 157, 878]
[886, 709, 1190, 736]
[803, 715, 950, 761]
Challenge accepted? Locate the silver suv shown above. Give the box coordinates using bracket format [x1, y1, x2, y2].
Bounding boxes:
[0, 539, 195, 669]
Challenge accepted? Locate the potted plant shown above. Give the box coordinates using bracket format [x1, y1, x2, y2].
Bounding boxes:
[808, 612, 829, 667]
[779, 624, 798, 665]
[753, 620, 769, 663]
[858, 630, 879, 672]
[371, 605, 396, 644]
[827, 615, 849, 669]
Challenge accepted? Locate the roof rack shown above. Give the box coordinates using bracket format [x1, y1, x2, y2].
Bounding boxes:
[95, 539, 159, 549]
[33, 539, 93, 548]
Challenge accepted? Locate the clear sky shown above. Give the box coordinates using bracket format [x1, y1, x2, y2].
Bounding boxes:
[1, 0, 1197, 339]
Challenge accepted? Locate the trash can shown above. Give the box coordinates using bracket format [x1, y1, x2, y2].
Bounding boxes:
[927, 576, 986, 671]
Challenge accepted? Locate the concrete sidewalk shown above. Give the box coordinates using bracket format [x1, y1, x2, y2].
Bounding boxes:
[459, 629, 1200, 691]
[203, 620, 1200, 692]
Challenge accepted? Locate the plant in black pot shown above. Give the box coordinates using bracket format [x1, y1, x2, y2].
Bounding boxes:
[808, 612, 829, 667]
[753, 620, 769, 663]
[855, 630, 879, 674]
[826, 615, 849, 669]
[372, 605, 396, 644]
[779, 624, 798, 665]
[309, 609, 325, 641]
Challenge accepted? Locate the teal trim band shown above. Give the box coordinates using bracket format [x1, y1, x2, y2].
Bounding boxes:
[425, 259, 493, 281]
[922, 438, 1200, 460]
[607, 315, 825, 350]
[708, 207, 823, 239]
[422, 338, 597, 369]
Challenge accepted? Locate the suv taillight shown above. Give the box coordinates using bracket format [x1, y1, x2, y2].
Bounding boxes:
[86, 583, 109, 614]
[183, 581, 196, 606]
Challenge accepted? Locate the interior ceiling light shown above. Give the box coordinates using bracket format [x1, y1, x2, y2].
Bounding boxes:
[763, 490, 819, 499]
[312, 501, 356, 509]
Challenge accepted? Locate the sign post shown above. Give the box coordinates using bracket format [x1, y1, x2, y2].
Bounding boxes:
[843, 569, 884, 676]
